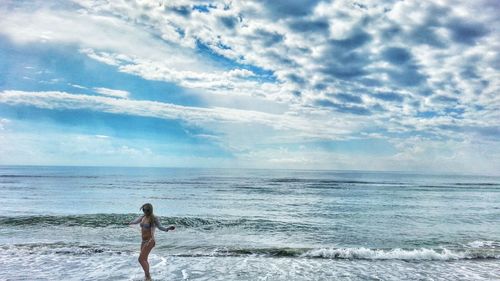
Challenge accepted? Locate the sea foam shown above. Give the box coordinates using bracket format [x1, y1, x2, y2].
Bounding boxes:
[302, 247, 497, 260]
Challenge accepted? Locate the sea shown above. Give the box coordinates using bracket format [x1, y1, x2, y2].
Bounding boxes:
[0, 166, 499, 280]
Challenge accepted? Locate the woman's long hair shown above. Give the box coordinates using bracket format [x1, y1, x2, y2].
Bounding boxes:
[140, 203, 155, 227]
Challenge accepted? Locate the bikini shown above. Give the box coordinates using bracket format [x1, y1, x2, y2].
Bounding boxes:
[140, 221, 155, 247]
[140, 222, 152, 229]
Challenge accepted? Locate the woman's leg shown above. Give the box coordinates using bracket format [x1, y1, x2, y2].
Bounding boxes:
[139, 240, 156, 280]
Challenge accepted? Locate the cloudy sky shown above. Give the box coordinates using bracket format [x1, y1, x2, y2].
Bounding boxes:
[0, 0, 499, 174]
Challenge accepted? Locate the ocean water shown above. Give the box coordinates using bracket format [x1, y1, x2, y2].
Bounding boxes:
[0, 166, 499, 281]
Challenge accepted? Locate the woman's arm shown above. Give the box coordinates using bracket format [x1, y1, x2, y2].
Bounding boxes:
[154, 217, 175, 232]
[129, 215, 143, 225]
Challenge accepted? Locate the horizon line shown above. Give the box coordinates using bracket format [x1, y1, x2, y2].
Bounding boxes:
[0, 164, 498, 178]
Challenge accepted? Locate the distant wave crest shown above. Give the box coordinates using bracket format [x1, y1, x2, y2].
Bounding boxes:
[200, 247, 499, 260]
[301, 247, 499, 260]
[0, 214, 291, 231]
[0, 214, 219, 228]
[3, 243, 498, 260]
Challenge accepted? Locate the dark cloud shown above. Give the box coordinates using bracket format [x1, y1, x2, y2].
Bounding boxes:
[474, 104, 485, 111]
[444, 107, 465, 117]
[460, 65, 480, 80]
[372, 92, 404, 102]
[386, 63, 426, 87]
[447, 18, 489, 45]
[353, 2, 368, 10]
[371, 103, 386, 112]
[317, 29, 373, 80]
[319, 43, 372, 80]
[320, 65, 367, 79]
[381, 47, 412, 64]
[358, 78, 383, 87]
[490, 53, 500, 70]
[479, 80, 489, 89]
[408, 25, 447, 48]
[379, 45, 426, 87]
[402, 5, 489, 48]
[432, 95, 459, 103]
[219, 16, 239, 29]
[474, 126, 500, 139]
[336, 105, 372, 116]
[255, 0, 323, 19]
[286, 73, 306, 85]
[288, 18, 329, 34]
[138, 13, 151, 22]
[415, 87, 434, 97]
[253, 29, 284, 46]
[380, 25, 402, 41]
[439, 125, 500, 140]
[332, 93, 363, 104]
[314, 99, 371, 115]
[170, 5, 191, 17]
[264, 50, 297, 67]
[328, 29, 372, 49]
[417, 111, 438, 118]
[313, 83, 327, 91]
[417, 105, 464, 119]
[405, 5, 449, 48]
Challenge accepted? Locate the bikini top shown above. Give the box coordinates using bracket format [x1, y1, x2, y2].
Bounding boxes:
[140, 222, 152, 229]
[130, 215, 169, 232]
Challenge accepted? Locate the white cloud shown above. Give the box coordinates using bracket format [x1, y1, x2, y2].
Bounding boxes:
[80, 48, 281, 98]
[0, 129, 234, 168]
[0, 118, 10, 130]
[0, 90, 353, 139]
[63, 0, 498, 119]
[0, 0, 499, 173]
[231, 137, 500, 175]
[69, 83, 88, 90]
[0, 6, 216, 71]
[95, 135, 110, 139]
[0, 130, 154, 166]
[4, 0, 497, 127]
[93, 87, 130, 99]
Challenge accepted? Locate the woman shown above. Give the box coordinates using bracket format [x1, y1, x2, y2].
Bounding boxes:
[129, 203, 175, 281]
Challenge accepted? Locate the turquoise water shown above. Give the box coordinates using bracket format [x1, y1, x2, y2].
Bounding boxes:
[0, 166, 499, 280]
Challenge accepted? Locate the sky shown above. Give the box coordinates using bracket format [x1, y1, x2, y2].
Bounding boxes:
[0, 0, 499, 174]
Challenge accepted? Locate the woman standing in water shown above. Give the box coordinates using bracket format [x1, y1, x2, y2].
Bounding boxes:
[129, 203, 175, 281]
